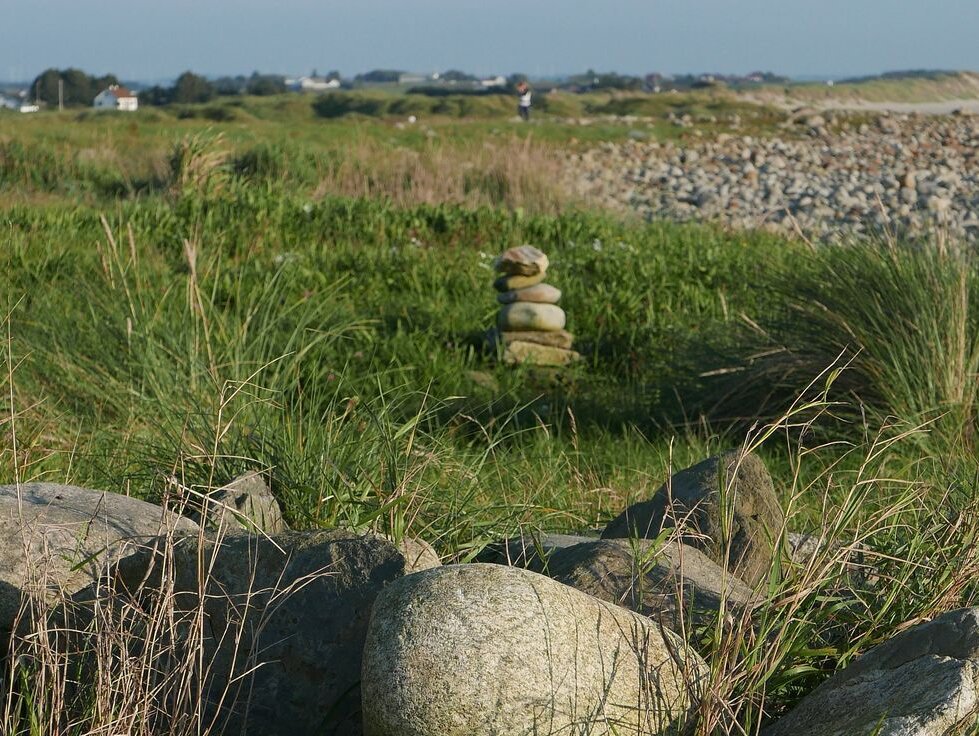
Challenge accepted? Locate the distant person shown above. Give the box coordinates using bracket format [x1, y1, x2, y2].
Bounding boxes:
[516, 81, 532, 121]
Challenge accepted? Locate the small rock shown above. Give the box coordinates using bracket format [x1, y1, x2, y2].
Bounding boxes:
[362, 564, 707, 736]
[395, 537, 441, 573]
[196, 471, 288, 535]
[493, 245, 548, 277]
[497, 302, 567, 332]
[496, 283, 562, 305]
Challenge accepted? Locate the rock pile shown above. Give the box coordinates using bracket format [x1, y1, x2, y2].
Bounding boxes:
[563, 112, 979, 242]
[10, 454, 979, 735]
[492, 245, 580, 367]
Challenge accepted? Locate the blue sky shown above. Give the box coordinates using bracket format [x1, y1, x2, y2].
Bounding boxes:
[2, 0, 978, 82]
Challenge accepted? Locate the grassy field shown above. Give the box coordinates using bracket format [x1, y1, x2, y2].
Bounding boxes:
[759, 70, 979, 104]
[3, 100, 979, 733]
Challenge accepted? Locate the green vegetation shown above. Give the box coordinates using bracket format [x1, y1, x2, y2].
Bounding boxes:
[2, 104, 978, 733]
[28, 68, 121, 107]
[768, 70, 979, 104]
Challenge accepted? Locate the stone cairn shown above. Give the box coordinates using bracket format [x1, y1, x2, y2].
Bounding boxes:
[492, 245, 581, 367]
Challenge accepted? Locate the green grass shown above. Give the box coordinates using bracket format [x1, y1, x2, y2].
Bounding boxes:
[3, 108, 979, 734]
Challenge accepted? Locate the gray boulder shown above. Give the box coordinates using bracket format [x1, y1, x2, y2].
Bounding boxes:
[603, 452, 784, 587]
[764, 607, 979, 736]
[194, 471, 288, 534]
[0, 483, 198, 635]
[547, 539, 755, 632]
[362, 563, 707, 736]
[115, 529, 417, 736]
[476, 531, 598, 569]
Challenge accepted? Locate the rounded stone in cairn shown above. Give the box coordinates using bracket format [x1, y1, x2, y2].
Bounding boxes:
[493, 272, 546, 292]
[496, 283, 561, 305]
[494, 245, 548, 277]
[498, 303, 566, 332]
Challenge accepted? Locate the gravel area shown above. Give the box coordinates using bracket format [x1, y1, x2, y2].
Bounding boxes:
[564, 111, 979, 242]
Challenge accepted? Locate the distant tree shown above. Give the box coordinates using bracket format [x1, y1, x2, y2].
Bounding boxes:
[213, 75, 248, 96]
[139, 85, 172, 106]
[325, 70, 342, 82]
[505, 73, 529, 93]
[355, 69, 403, 84]
[566, 70, 641, 91]
[440, 69, 476, 82]
[171, 71, 214, 104]
[246, 72, 286, 96]
[30, 67, 120, 107]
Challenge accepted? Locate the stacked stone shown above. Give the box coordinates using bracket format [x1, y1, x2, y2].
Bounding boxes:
[493, 245, 580, 367]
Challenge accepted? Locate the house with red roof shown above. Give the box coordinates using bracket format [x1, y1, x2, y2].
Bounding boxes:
[93, 84, 138, 111]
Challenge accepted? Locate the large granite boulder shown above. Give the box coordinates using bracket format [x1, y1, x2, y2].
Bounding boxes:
[0, 483, 198, 637]
[603, 452, 783, 587]
[114, 529, 418, 736]
[764, 607, 979, 736]
[362, 563, 707, 736]
[547, 538, 755, 632]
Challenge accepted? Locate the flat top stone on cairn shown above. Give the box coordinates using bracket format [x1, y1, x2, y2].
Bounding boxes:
[489, 245, 581, 368]
[494, 245, 548, 277]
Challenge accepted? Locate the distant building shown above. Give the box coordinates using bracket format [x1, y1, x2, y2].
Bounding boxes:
[288, 76, 341, 92]
[480, 76, 507, 88]
[93, 85, 138, 111]
[0, 93, 37, 113]
[397, 73, 427, 85]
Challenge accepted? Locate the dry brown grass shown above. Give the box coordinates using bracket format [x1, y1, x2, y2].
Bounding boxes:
[309, 136, 572, 213]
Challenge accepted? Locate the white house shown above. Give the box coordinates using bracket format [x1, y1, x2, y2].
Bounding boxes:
[0, 93, 37, 113]
[289, 76, 341, 92]
[480, 76, 507, 88]
[93, 85, 138, 111]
